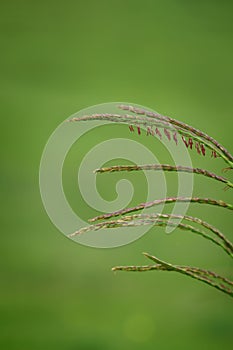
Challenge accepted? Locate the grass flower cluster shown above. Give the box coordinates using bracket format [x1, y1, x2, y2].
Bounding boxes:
[69, 104, 233, 297]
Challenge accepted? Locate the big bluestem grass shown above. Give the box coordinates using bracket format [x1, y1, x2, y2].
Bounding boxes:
[69, 213, 233, 257]
[118, 104, 233, 167]
[89, 197, 233, 222]
[113, 253, 233, 297]
[95, 164, 233, 189]
[70, 109, 233, 167]
[69, 104, 233, 297]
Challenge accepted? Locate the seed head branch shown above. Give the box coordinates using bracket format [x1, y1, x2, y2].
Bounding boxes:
[95, 163, 233, 189]
[118, 104, 233, 166]
[112, 252, 233, 297]
[89, 197, 233, 222]
[69, 113, 232, 167]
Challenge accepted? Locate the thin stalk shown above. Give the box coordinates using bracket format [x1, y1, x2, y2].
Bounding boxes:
[69, 113, 232, 167]
[118, 104, 233, 167]
[113, 263, 233, 287]
[112, 252, 233, 297]
[121, 213, 233, 255]
[144, 252, 233, 297]
[95, 163, 233, 189]
[69, 217, 232, 257]
[89, 197, 233, 222]
[184, 267, 233, 286]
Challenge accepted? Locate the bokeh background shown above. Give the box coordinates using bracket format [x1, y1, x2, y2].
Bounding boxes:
[1, 1, 233, 349]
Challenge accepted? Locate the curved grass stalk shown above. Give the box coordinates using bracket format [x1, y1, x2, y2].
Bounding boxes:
[69, 217, 232, 257]
[69, 105, 233, 297]
[89, 197, 233, 222]
[95, 163, 233, 189]
[121, 213, 233, 255]
[69, 112, 233, 168]
[118, 104, 233, 166]
[112, 252, 233, 297]
[69, 113, 231, 167]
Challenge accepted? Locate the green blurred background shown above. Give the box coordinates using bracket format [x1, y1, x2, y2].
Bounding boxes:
[1, 0, 233, 349]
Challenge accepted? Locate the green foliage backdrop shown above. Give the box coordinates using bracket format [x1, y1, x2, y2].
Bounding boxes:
[1, 1, 233, 349]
